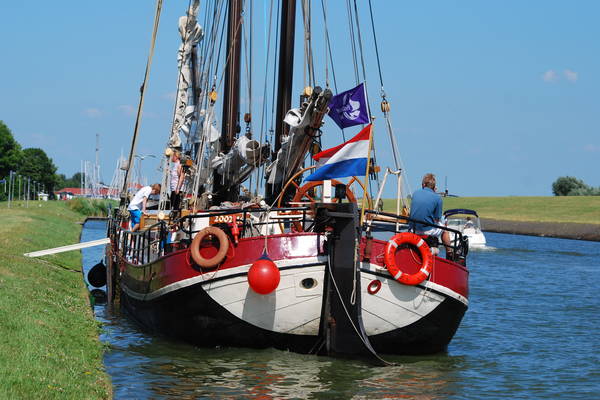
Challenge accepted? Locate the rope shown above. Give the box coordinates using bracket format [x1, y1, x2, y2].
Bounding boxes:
[326, 254, 393, 366]
[352, 0, 368, 83]
[301, 0, 316, 87]
[319, 0, 338, 93]
[120, 0, 163, 205]
[345, 0, 360, 84]
[367, 0, 385, 89]
[256, 0, 276, 197]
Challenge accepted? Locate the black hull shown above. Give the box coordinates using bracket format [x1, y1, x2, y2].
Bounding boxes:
[120, 280, 467, 356]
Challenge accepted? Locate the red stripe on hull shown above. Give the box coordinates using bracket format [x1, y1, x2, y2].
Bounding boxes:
[121, 233, 468, 302]
[364, 238, 469, 299]
[123, 233, 323, 294]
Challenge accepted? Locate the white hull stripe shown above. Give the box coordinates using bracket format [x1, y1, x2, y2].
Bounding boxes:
[122, 259, 468, 308]
[123, 256, 326, 301]
[417, 239, 424, 248]
[360, 262, 469, 307]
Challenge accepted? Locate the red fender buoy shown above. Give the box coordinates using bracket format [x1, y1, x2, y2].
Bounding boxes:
[247, 252, 280, 294]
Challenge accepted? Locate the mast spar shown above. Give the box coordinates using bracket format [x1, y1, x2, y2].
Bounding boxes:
[213, 0, 243, 204]
[266, 0, 297, 203]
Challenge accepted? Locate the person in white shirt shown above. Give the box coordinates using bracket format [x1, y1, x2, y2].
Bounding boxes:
[169, 151, 184, 209]
[128, 183, 161, 231]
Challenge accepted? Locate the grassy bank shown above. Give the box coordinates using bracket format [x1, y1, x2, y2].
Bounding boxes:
[383, 196, 600, 224]
[0, 201, 110, 399]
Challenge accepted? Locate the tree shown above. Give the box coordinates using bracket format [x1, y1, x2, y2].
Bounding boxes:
[0, 120, 23, 180]
[552, 176, 589, 196]
[55, 172, 83, 190]
[569, 186, 600, 196]
[18, 148, 59, 197]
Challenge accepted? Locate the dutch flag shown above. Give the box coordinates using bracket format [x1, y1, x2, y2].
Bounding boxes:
[305, 124, 372, 182]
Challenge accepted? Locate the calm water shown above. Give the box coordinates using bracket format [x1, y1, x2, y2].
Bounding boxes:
[81, 220, 600, 399]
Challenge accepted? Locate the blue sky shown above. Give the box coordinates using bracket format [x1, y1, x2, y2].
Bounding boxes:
[1, 1, 598, 197]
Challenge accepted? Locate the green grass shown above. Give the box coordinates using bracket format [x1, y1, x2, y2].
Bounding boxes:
[0, 201, 111, 399]
[383, 196, 600, 224]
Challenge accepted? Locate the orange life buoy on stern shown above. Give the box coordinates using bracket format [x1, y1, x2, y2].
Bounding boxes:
[384, 232, 433, 286]
[190, 226, 230, 268]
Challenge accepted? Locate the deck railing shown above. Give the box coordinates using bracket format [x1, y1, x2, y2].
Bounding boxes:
[108, 205, 468, 265]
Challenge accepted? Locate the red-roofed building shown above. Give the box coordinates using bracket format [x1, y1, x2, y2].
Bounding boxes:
[54, 185, 143, 200]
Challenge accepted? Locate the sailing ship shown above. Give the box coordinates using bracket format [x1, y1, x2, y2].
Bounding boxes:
[103, 0, 470, 362]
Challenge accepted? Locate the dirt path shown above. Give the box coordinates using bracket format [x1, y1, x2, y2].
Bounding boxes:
[481, 219, 600, 242]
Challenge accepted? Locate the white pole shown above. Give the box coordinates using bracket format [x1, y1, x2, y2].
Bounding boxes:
[323, 180, 332, 203]
[7, 171, 12, 208]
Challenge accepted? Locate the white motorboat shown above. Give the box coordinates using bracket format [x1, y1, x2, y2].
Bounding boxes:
[444, 209, 487, 248]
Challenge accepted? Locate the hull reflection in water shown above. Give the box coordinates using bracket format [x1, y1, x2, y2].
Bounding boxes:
[99, 303, 462, 400]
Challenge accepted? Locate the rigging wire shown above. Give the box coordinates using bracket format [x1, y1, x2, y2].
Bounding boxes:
[366, 0, 412, 199]
[319, 0, 342, 142]
[256, 0, 277, 197]
[342, 0, 378, 199]
[319, 0, 338, 93]
[345, 0, 360, 85]
[120, 0, 163, 206]
[301, 0, 316, 89]
[351, 0, 368, 83]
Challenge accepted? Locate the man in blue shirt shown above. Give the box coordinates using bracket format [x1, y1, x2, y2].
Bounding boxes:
[409, 173, 451, 253]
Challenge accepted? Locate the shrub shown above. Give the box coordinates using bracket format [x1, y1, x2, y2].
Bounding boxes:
[66, 198, 117, 216]
[552, 176, 588, 196]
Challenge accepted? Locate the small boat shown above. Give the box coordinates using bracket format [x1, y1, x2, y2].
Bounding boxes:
[444, 209, 487, 248]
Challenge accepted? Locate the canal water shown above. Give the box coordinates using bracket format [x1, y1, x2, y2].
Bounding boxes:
[81, 220, 600, 399]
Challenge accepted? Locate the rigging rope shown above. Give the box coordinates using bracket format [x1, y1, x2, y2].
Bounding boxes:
[345, 0, 360, 85]
[365, 0, 412, 198]
[256, 0, 277, 197]
[120, 0, 163, 206]
[319, 0, 338, 93]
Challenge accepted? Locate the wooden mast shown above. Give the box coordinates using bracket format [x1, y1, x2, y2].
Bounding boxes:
[213, 0, 243, 203]
[266, 0, 297, 202]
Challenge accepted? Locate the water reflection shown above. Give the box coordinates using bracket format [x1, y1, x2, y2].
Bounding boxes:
[96, 304, 464, 399]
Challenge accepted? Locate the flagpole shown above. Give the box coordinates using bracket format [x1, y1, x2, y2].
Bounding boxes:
[359, 124, 374, 225]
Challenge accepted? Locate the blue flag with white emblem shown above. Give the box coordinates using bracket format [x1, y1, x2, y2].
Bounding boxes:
[327, 82, 370, 129]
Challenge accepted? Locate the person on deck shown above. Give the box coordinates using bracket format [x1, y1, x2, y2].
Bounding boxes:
[409, 173, 452, 255]
[464, 217, 475, 230]
[169, 150, 185, 210]
[128, 183, 161, 232]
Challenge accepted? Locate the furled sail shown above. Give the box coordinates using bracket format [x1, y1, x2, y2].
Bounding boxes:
[169, 0, 203, 148]
[267, 86, 332, 186]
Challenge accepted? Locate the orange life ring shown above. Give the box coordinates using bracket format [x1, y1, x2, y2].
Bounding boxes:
[190, 226, 230, 268]
[383, 232, 433, 286]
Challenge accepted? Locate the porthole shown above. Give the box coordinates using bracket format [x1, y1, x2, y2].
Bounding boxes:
[301, 278, 317, 289]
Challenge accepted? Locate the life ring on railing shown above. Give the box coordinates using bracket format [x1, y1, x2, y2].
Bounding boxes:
[190, 226, 230, 268]
[384, 232, 433, 286]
